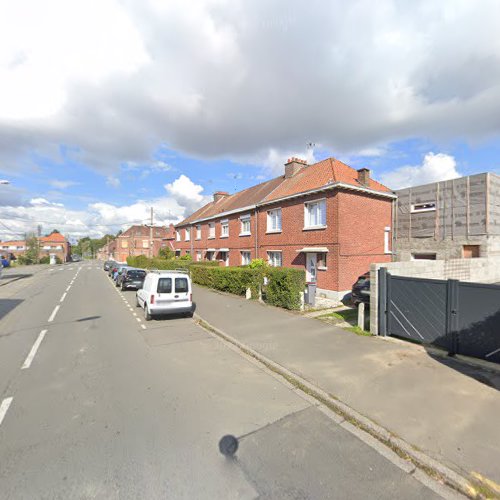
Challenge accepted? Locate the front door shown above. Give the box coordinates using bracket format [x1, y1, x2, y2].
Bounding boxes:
[306, 253, 317, 283]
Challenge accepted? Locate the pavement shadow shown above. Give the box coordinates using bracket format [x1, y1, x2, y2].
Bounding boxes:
[0, 298, 24, 323]
[0, 273, 33, 283]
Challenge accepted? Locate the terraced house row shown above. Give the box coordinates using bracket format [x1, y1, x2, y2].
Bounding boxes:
[175, 157, 395, 301]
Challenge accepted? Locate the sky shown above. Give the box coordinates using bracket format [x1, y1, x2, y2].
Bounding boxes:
[1, 0, 500, 242]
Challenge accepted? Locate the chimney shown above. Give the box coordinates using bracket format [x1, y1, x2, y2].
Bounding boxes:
[284, 157, 307, 178]
[213, 191, 229, 202]
[357, 168, 370, 186]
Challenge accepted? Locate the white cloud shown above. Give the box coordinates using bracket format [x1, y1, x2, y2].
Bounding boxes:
[106, 176, 121, 188]
[1, 1, 500, 174]
[48, 179, 79, 189]
[0, 174, 208, 241]
[262, 148, 316, 176]
[165, 174, 210, 216]
[379, 152, 461, 190]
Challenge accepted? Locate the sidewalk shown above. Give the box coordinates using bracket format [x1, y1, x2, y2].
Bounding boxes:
[193, 285, 500, 488]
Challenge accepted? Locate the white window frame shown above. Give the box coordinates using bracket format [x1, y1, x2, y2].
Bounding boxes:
[142, 240, 149, 248]
[185, 227, 190, 241]
[176, 230, 181, 242]
[206, 251, 214, 261]
[267, 208, 282, 233]
[196, 224, 201, 240]
[240, 215, 251, 236]
[267, 251, 282, 267]
[241, 251, 251, 265]
[208, 222, 215, 239]
[411, 202, 436, 213]
[304, 198, 327, 230]
[317, 252, 327, 270]
[384, 226, 391, 254]
[196, 250, 202, 262]
[220, 219, 229, 238]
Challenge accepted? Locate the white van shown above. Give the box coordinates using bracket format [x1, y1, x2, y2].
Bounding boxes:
[136, 270, 193, 320]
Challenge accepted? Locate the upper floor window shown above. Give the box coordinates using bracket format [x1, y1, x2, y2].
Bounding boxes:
[176, 230, 181, 242]
[143, 240, 149, 248]
[196, 225, 201, 240]
[411, 202, 436, 213]
[240, 215, 251, 236]
[185, 228, 190, 241]
[304, 199, 326, 229]
[208, 222, 215, 239]
[221, 219, 229, 238]
[267, 251, 282, 267]
[121, 241, 128, 248]
[267, 208, 282, 232]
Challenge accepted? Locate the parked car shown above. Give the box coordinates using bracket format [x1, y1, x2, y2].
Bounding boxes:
[114, 265, 130, 284]
[108, 262, 120, 277]
[136, 270, 193, 320]
[351, 272, 370, 306]
[103, 260, 114, 271]
[71, 255, 81, 262]
[117, 268, 146, 291]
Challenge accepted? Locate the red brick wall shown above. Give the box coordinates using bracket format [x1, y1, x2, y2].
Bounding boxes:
[336, 191, 392, 290]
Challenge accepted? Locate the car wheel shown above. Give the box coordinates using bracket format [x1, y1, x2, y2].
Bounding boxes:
[136, 295, 141, 308]
[144, 305, 152, 321]
[121, 283, 126, 291]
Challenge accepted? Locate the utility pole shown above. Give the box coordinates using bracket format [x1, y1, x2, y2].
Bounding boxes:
[150, 207, 153, 258]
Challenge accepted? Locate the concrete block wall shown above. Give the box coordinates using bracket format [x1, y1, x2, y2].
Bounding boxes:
[370, 256, 500, 335]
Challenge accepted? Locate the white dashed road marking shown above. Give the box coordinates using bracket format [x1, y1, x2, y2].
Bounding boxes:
[60, 292, 67, 303]
[21, 330, 47, 370]
[48, 305, 60, 323]
[0, 397, 13, 427]
[141, 324, 146, 330]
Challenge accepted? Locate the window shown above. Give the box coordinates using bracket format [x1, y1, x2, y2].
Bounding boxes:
[317, 253, 327, 269]
[185, 250, 190, 255]
[208, 222, 215, 239]
[412, 253, 437, 260]
[196, 225, 201, 240]
[175, 277, 188, 293]
[384, 227, 391, 254]
[219, 251, 229, 266]
[157, 278, 172, 293]
[304, 199, 326, 228]
[143, 240, 149, 248]
[240, 215, 251, 236]
[176, 230, 181, 242]
[268, 251, 282, 267]
[175, 249, 181, 257]
[411, 202, 436, 213]
[121, 241, 128, 248]
[196, 251, 202, 262]
[267, 208, 282, 232]
[221, 219, 229, 238]
[185, 228, 190, 241]
[206, 250, 214, 261]
[241, 251, 251, 265]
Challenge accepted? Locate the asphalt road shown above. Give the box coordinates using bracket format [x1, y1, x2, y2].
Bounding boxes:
[0, 262, 458, 499]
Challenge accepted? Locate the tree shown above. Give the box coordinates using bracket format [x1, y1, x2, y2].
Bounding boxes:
[25, 235, 39, 264]
[158, 247, 174, 259]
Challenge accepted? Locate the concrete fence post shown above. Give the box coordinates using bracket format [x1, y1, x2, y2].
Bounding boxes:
[357, 302, 365, 330]
[378, 267, 388, 336]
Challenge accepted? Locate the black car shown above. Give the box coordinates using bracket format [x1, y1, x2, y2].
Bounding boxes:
[351, 272, 370, 306]
[118, 268, 147, 291]
[103, 260, 114, 271]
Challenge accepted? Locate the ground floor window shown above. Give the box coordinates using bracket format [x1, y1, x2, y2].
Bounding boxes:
[267, 251, 282, 267]
[206, 251, 215, 261]
[241, 251, 251, 265]
[196, 251, 202, 262]
[175, 249, 181, 257]
[219, 251, 229, 266]
[317, 252, 327, 269]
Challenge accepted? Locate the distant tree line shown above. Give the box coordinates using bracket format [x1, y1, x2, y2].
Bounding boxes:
[73, 234, 115, 259]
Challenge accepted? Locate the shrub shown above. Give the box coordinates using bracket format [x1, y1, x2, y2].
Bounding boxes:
[190, 265, 262, 297]
[39, 256, 50, 264]
[17, 254, 33, 265]
[264, 267, 305, 310]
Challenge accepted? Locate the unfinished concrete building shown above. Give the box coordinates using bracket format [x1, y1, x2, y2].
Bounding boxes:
[393, 172, 500, 261]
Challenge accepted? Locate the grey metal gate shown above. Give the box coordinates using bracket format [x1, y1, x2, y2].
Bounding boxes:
[378, 268, 500, 364]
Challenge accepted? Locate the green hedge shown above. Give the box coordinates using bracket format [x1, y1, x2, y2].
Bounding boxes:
[190, 265, 262, 297]
[264, 267, 306, 310]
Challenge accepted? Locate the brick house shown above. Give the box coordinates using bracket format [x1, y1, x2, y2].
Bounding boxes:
[174, 157, 395, 301]
[0, 231, 71, 262]
[114, 224, 175, 263]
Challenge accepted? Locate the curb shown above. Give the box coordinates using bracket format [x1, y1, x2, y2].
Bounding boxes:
[194, 312, 485, 499]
